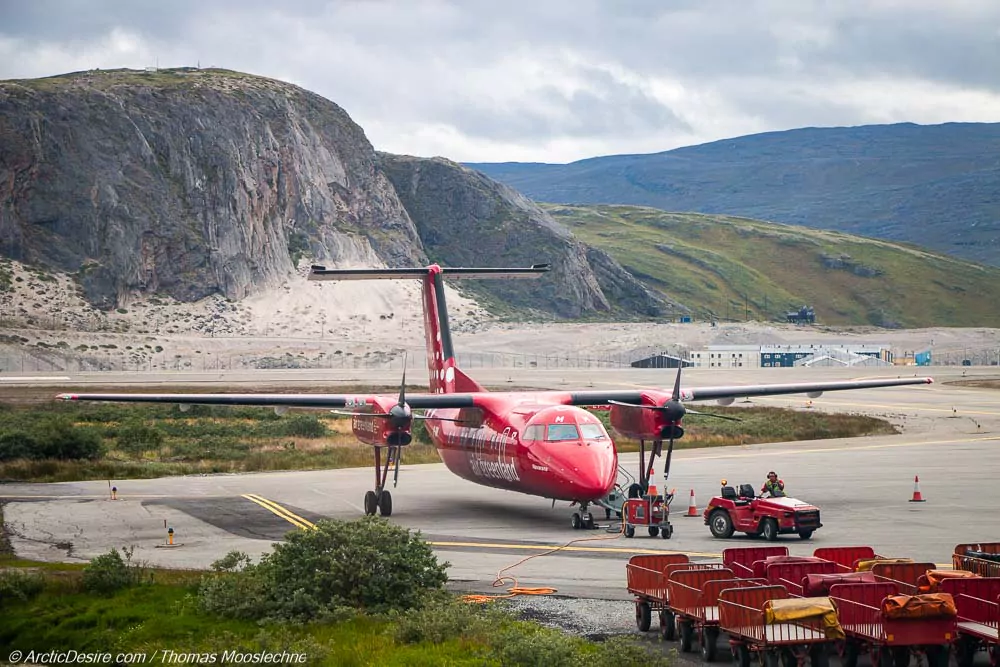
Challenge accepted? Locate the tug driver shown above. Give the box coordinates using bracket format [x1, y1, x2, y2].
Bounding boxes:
[761, 471, 786, 497]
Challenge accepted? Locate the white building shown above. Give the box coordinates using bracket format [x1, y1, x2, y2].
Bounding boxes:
[688, 343, 893, 368]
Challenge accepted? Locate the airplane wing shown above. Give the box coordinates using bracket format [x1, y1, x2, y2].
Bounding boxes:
[567, 375, 934, 405]
[57, 376, 932, 410]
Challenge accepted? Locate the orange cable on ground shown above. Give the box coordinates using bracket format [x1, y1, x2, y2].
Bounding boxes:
[460, 513, 627, 604]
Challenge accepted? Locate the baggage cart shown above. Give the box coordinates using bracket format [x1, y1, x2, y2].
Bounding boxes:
[626, 553, 689, 634]
[813, 546, 883, 573]
[719, 585, 840, 667]
[829, 582, 957, 667]
[940, 578, 1000, 667]
[954, 543, 1000, 578]
[723, 546, 789, 578]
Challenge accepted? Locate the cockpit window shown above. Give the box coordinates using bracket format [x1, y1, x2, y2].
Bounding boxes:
[579, 423, 608, 440]
[545, 424, 580, 441]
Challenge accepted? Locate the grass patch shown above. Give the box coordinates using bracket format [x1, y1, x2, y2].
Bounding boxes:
[0, 519, 672, 666]
[546, 203, 1000, 327]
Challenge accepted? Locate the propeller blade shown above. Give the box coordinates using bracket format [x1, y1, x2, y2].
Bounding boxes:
[413, 413, 467, 423]
[397, 351, 407, 407]
[393, 446, 401, 488]
[671, 366, 683, 401]
[608, 399, 662, 410]
[685, 408, 742, 422]
[330, 409, 390, 418]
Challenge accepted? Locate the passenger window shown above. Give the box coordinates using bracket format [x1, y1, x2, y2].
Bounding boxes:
[545, 424, 580, 441]
[579, 423, 607, 440]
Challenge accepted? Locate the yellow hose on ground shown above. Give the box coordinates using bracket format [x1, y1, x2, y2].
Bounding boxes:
[461, 509, 628, 603]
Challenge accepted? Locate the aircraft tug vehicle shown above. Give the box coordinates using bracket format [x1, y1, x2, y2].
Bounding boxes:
[704, 480, 823, 541]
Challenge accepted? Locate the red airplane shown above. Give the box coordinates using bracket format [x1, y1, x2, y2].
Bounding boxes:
[58, 264, 933, 529]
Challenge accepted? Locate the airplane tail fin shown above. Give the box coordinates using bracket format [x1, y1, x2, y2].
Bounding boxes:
[308, 263, 550, 393]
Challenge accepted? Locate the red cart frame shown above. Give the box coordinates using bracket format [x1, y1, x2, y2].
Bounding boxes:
[954, 543, 1000, 578]
[829, 582, 956, 667]
[719, 585, 837, 667]
[723, 546, 789, 578]
[766, 560, 840, 596]
[813, 546, 882, 573]
[940, 578, 1000, 667]
[871, 562, 936, 596]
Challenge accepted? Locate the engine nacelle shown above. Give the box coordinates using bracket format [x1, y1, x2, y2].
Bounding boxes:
[351, 397, 412, 447]
[609, 394, 685, 441]
[806, 391, 823, 399]
[716, 397, 736, 406]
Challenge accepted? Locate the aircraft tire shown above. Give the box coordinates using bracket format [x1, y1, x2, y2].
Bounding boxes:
[364, 491, 377, 515]
[379, 490, 392, 517]
[571, 512, 582, 529]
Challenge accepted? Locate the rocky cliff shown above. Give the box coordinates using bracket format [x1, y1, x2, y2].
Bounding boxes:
[0, 68, 426, 311]
[0, 67, 674, 321]
[378, 154, 674, 318]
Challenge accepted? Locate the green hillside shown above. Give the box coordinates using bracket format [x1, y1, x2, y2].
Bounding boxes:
[546, 204, 1000, 328]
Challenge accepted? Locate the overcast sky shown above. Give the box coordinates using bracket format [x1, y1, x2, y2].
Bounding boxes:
[2, 0, 999, 163]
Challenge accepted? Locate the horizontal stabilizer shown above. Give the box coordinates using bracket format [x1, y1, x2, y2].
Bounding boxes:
[308, 264, 550, 281]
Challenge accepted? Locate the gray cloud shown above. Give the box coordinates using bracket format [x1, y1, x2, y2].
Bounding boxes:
[1, 0, 998, 162]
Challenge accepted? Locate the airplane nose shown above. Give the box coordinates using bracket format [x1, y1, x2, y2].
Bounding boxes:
[533, 441, 617, 499]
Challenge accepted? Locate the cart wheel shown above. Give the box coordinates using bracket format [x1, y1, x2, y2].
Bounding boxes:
[679, 619, 693, 652]
[763, 649, 781, 667]
[625, 524, 635, 538]
[870, 646, 892, 667]
[761, 518, 779, 541]
[924, 646, 948, 667]
[635, 601, 651, 632]
[956, 637, 978, 667]
[659, 610, 676, 641]
[841, 640, 859, 667]
[701, 626, 719, 662]
[810, 644, 830, 667]
[584, 512, 594, 529]
[708, 510, 735, 538]
[989, 645, 999, 667]
[779, 648, 796, 667]
[571, 513, 582, 529]
[661, 524, 673, 539]
[648, 526, 659, 537]
[734, 644, 751, 667]
[892, 647, 911, 667]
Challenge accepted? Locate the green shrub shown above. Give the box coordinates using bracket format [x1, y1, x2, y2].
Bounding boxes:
[392, 596, 499, 644]
[267, 414, 327, 438]
[82, 546, 152, 595]
[0, 431, 36, 461]
[0, 569, 45, 605]
[199, 517, 448, 621]
[116, 420, 165, 456]
[488, 624, 584, 667]
[35, 416, 103, 460]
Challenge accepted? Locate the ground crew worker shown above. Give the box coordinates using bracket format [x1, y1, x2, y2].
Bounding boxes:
[761, 471, 785, 497]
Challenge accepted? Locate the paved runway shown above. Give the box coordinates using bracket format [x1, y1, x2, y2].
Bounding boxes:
[2, 366, 999, 601]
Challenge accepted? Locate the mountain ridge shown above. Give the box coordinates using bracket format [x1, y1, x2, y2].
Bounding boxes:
[466, 122, 1000, 266]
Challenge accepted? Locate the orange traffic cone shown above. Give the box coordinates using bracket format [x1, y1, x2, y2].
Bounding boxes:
[685, 489, 699, 516]
[909, 475, 926, 502]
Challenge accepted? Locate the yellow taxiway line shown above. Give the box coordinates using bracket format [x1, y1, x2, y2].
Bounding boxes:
[241, 493, 316, 530]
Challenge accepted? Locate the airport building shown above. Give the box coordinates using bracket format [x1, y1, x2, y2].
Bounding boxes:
[687, 343, 893, 369]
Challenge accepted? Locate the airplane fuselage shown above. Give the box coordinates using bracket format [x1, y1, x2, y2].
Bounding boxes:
[425, 398, 619, 502]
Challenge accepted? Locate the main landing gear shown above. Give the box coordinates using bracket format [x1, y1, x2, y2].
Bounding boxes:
[364, 445, 397, 517]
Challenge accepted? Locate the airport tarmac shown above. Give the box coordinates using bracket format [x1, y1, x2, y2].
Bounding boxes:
[2, 366, 998, 602]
